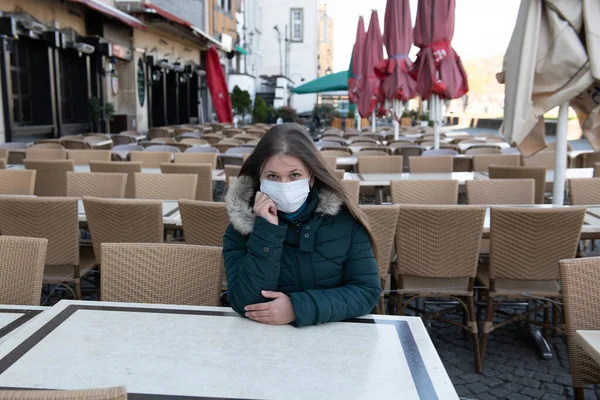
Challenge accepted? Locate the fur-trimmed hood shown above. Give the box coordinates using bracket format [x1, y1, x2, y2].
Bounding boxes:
[225, 176, 344, 235]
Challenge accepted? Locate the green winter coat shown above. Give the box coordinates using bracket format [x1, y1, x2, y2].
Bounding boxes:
[223, 176, 381, 326]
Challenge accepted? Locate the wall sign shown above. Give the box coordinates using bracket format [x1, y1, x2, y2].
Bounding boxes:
[137, 58, 146, 107]
[111, 70, 119, 96]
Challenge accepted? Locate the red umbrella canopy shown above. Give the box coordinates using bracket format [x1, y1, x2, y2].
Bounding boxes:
[375, 0, 416, 102]
[206, 46, 233, 123]
[348, 17, 366, 104]
[358, 10, 384, 118]
[411, 0, 468, 100]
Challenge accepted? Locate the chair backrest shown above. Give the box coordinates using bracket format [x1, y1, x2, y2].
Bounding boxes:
[408, 156, 453, 173]
[101, 243, 224, 306]
[357, 149, 390, 156]
[318, 140, 343, 147]
[130, 151, 172, 168]
[149, 127, 172, 139]
[321, 149, 352, 157]
[422, 149, 458, 156]
[25, 148, 67, 160]
[82, 196, 164, 264]
[323, 156, 338, 170]
[395, 205, 485, 278]
[112, 134, 137, 146]
[160, 163, 213, 201]
[391, 180, 458, 204]
[521, 150, 560, 169]
[334, 169, 345, 179]
[178, 132, 204, 140]
[569, 178, 600, 205]
[0, 197, 79, 266]
[134, 173, 197, 200]
[0, 236, 47, 305]
[595, 162, 600, 178]
[88, 161, 142, 199]
[24, 159, 74, 196]
[464, 147, 501, 155]
[0, 170, 36, 195]
[179, 139, 209, 146]
[488, 165, 546, 204]
[341, 179, 360, 203]
[0, 388, 128, 400]
[30, 143, 64, 149]
[466, 179, 535, 205]
[358, 156, 403, 173]
[559, 257, 600, 389]
[67, 150, 111, 165]
[225, 165, 242, 183]
[173, 152, 218, 169]
[179, 200, 229, 246]
[225, 147, 253, 155]
[490, 207, 585, 281]
[472, 154, 521, 172]
[61, 139, 92, 150]
[66, 172, 127, 198]
[360, 205, 400, 283]
[575, 151, 600, 168]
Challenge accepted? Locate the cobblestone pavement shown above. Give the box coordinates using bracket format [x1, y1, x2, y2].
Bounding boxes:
[424, 303, 600, 400]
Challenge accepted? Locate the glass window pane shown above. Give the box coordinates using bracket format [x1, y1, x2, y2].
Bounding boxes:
[21, 100, 31, 123]
[20, 71, 30, 96]
[12, 99, 20, 122]
[10, 70, 19, 94]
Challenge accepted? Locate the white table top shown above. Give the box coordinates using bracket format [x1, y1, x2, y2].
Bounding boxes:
[78, 200, 181, 225]
[346, 172, 486, 186]
[575, 330, 600, 366]
[8, 164, 227, 182]
[0, 305, 46, 346]
[0, 300, 458, 399]
[457, 142, 511, 152]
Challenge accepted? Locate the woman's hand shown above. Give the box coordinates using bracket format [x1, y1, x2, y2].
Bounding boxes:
[253, 191, 278, 225]
[245, 291, 296, 325]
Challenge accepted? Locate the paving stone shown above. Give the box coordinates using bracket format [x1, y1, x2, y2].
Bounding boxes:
[554, 374, 572, 386]
[505, 393, 532, 400]
[542, 392, 567, 400]
[478, 393, 498, 400]
[462, 373, 483, 384]
[454, 385, 471, 397]
[466, 382, 489, 394]
[521, 387, 545, 398]
[513, 377, 541, 389]
[534, 372, 555, 384]
[514, 368, 536, 378]
[451, 377, 465, 386]
[541, 383, 564, 394]
[492, 388, 510, 398]
[503, 382, 524, 394]
[483, 377, 504, 388]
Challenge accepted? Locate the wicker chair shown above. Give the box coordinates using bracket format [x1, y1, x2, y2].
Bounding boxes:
[203, 133, 224, 145]
[391, 180, 458, 204]
[149, 127, 172, 139]
[342, 179, 360, 203]
[323, 156, 338, 170]
[0, 387, 127, 400]
[24, 160, 74, 197]
[360, 205, 400, 313]
[30, 142, 64, 149]
[179, 139, 209, 146]
[112, 134, 138, 146]
[134, 173, 197, 200]
[130, 151, 172, 168]
[408, 155, 453, 173]
[82, 196, 164, 265]
[101, 243, 224, 306]
[356, 147, 391, 156]
[61, 139, 93, 150]
[571, 152, 600, 168]
[173, 152, 218, 169]
[25, 148, 67, 160]
[466, 179, 535, 205]
[89, 161, 142, 199]
[595, 162, 600, 178]
[66, 172, 127, 198]
[522, 150, 562, 169]
[160, 163, 213, 201]
[0, 170, 36, 195]
[478, 207, 586, 368]
[334, 169, 345, 179]
[179, 200, 229, 246]
[559, 257, 600, 399]
[321, 149, 352, 157]
[395, 205, 486, 373]
[488, 166, 546, 204]
[0, 236, 46, 305]
[396, 146, 424, 171]
[358, 156, 403, 173]
[569, 178, 600, 205]
[464, 147, 502, 155]
[67, 150, 111, 165]
[225, 165, 242, 186]
[472, 154, 521, 172]
[0, 197, 96, 299]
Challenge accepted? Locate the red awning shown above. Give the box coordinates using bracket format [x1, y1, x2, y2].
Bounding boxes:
[69, 0, 146, 31]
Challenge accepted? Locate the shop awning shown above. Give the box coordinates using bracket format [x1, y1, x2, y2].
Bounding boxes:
[235, 45, 248, 55]
[68, 0, 146, 31]
[291, 71, 349, 94]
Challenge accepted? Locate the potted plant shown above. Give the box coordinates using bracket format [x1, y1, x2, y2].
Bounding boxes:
[89, 97, 115, 132]
[345, 110, 356, 129]
[419, 112, 430, 127]
[401, 111, 412, 127]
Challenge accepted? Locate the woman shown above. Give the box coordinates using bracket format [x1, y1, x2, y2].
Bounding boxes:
[223, 124, 380, 327]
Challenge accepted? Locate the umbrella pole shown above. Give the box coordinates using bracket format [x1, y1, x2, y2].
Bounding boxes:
[433, 94, 441, 150]
[393, 100, 400, 140]
[371, 110, 376, 132]
[552, 102, 569, 205]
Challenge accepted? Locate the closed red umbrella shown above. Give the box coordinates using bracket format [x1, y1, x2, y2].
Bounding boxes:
[375, 0, 416, 102]
[206, 46, 233, 123]
[411, 0, 468, 100]
[348, 17, 366, 104]
[358, 10, 384, 119]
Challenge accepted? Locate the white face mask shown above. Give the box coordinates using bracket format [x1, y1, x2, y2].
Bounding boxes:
[260, 178, 310, 213]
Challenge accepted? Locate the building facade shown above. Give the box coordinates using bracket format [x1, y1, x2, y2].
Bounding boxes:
[317, 2, 333, 78]
[0, 0, 238, 143]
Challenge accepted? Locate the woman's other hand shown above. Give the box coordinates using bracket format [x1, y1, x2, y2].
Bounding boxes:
[245, 291, 295, 325]
[253, 191, 278, 225]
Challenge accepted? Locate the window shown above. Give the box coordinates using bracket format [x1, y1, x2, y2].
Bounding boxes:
[60, 54, 73, 123]
[10, 40, 33, 125]
[220, 0, 231, 12]
[290, 9, 303, 42]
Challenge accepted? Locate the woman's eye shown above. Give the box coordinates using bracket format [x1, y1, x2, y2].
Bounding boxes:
[291, 173, 301, 178]
[267, 174, 278, 179]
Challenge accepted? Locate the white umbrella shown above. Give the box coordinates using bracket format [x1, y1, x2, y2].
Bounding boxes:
[499, 0, 600, 204]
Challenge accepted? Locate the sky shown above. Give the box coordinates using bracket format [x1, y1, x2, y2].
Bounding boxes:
[326, 0, 522, 72]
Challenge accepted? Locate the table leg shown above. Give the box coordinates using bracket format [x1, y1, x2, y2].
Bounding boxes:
[376, 186, 383, 205]
[528, 300, 553, 359]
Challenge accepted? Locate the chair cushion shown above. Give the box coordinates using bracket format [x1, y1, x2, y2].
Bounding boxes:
[476, 267, 560, 298]
[400, 275, 472, 297]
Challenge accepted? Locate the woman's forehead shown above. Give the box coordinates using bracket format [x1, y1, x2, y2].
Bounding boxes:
[262, 155, 308, 171]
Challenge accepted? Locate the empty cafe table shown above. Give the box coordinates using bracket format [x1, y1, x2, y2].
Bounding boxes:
[0, 305, 46, 345]
[0, 300, 458, 399]
[575, 330, 600, 365]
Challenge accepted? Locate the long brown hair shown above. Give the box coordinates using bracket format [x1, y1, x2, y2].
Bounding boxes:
[240, 123, 378, 254]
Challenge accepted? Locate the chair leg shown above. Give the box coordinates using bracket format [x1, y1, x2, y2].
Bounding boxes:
[467, 296, 483, 373]
[396, 294, 405, 316]
[574, 386, 584, 400]
[480, 295, 495, 365]
[551, 298, 559, 335]
[378, 296, 386, 315]
[543, 300, 550, 339]
[75, 279, 82, 300]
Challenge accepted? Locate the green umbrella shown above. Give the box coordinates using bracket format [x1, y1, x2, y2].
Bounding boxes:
[291, 71, 349, 94]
